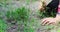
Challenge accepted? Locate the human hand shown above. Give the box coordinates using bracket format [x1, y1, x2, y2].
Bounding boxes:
[41, 17, 58, 25]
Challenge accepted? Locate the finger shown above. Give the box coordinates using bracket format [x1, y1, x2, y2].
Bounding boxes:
[41, 18, 48, 25]
[41, 20, 46, 24]
[41, 18, 47, 24]
[46, 22, 52, 25]
[52, 22, 56, 25]
[42, 20, 49, 25]
[47, 22, 55, 25]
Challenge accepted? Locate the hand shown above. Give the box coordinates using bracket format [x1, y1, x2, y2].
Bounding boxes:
[41, 17, 58, 25]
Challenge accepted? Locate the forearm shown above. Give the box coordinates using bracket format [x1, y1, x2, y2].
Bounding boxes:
[55, 14, 60, 21]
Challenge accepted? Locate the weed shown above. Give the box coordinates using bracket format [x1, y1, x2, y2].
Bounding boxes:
[6, 7, 30, 23]
[38, 7, 57, 18]
[0, 19, 7, 32]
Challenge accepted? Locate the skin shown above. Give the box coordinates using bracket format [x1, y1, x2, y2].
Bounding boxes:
[41, 7, 60, 26]
[41, 14, 60, 25]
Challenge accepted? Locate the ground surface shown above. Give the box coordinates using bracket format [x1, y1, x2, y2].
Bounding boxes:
[0, 0, 60, 32]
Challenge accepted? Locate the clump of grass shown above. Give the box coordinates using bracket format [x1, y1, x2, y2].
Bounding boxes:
[0, 19, 7, 32]
[38, 7, 57, 18]
[5, 6, 40, 32]
[5, 6, 31, 32]
[5, 7, 30, 24]
[23, 18, 39, 32]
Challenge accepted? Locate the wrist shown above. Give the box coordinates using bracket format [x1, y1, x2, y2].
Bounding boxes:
[54, 17, 60, 22]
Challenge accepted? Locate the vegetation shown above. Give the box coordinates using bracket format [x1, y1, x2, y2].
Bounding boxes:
[38, 7, 57, 18]
[0, 0, 60, 32]
[26, 0, 37, 4]
[6, 7, 30, 21]
[0, 19, 7, 32]
[6, 7, 35, 32]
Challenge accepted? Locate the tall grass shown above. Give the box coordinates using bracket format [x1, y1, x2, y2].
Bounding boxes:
[0, 19, 7, 32]
[5, 6, 40, 32]
[6, 7, 30, 22]
[5, 7, 35, 32]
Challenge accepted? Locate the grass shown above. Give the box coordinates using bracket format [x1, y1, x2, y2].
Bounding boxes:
[0, 9, 7, 32]
[0, 19, 7, 32]
[23, 18, 40, 32]
[4, 3, 58, 32]
[26, 0, 37, 5]
[38, 7, 57, 18]
[0, 0, 59, 32]
[5, 6, 41, 32]
[6, 7, 30, 23]
[5, 6, 36, 32]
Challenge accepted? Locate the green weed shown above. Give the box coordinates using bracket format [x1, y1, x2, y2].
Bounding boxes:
[6, 7, 30, 23]
[6, 7, 31, 32]
[0, 19, 7, 32]
[38, 7, 57, 18]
